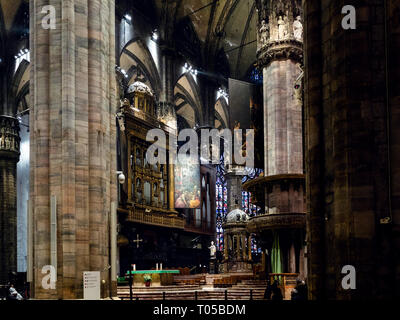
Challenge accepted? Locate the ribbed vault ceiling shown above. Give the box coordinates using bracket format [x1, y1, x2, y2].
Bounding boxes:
[154, 0, 257, 79]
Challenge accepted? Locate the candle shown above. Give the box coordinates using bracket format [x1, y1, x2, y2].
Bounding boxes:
[133, 264, 136, 271]
[160, 263, 163, 271]
[156, 263, 159, 270]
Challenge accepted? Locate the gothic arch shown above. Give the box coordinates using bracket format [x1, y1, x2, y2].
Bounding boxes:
[174, 73, 203, 128]
[119, 38, 162, 98]
[9, 59, 30, 113]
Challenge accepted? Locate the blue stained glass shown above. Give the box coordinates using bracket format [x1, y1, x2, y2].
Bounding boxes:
[242, 168, 263, 253]
[249, 67, 263, 85]
[215, 156, 227, 252]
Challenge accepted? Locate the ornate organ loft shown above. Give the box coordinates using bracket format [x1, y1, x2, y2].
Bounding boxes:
[118, 81, 182, 226]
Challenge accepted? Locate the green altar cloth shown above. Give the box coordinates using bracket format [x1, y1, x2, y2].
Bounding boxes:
[122, 270, 180, 287]
[126, 270, 180, 275]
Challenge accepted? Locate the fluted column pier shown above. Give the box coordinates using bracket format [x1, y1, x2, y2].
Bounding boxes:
[29, 0, 117, 299]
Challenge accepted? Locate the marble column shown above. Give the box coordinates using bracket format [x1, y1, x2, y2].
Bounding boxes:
[226, 165, 246, 213]
[254, 0, 306, 280]
[0, 116, 20, 284]
[256, 0, 304, 216]
[29, 0, 117, 299]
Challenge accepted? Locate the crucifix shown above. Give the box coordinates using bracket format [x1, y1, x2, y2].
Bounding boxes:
[133, 234, 143, 248]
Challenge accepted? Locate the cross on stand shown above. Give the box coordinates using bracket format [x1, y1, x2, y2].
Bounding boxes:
[133, 234, 143, 248]
[129, 234, 143, 300]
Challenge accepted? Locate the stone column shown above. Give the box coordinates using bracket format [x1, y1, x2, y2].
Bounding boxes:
[256, 0, 304, 217]
[0, 116, 20, 284]
[299, 244, 305, 280]
[158, 47, 177, 211]
[198, 76, 219, 128]
[160, 47, 176, 106]
[30, 0, 117, 299]
[303, 0, 399, 300]
[288, 243, 296, 273]
[226, 165, 246, 212]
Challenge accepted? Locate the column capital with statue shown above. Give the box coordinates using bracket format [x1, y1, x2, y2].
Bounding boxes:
[0, 115, 20, 160]
[255, 0, 303, 68]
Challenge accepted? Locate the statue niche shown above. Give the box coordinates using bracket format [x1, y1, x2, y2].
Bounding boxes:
[293, 16, 303, 41]
[259, 20, 270, 47]
[277, 15, 289, 40]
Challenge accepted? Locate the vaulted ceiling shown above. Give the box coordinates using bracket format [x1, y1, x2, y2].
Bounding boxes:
[154, 0, 257, 79]
[1, 0, 257, 80]
[0, 0, 258, 116]
[0, 0, 28, 36]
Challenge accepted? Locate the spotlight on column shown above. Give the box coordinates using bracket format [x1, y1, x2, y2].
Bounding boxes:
[116, 171, 126, 185]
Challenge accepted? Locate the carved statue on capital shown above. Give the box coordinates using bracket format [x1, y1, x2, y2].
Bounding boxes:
[256, 0, 303, 67]
[0, 116, 20, 155]
[259, 20, 270, 47]
[278, 15, 289, 40]
[293, 16, 303, 41]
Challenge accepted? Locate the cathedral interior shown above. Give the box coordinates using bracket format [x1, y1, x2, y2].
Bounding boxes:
[0, 0, 399, 300]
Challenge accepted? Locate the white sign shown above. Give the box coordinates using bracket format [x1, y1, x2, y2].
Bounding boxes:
[83, 271, 101, 300]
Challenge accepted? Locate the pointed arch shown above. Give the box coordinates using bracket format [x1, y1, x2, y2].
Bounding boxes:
[6, 58, 30, 115]
[215, 96, 229, 130]
[119, 38, 162, 98]
[174, 72, 203, 128]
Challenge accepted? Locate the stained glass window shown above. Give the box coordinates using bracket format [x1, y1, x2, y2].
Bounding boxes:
[215, 157, 227, 252]
[216, 162, 263, 253]
[249, 67, 263, 85]
[242, 167, 263, 253]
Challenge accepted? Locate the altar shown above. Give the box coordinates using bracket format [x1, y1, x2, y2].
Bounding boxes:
[125, 270, 180, 287]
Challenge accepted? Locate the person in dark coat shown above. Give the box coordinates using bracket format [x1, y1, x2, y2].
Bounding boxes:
[264, 281, 273, 300]
[271, 280, 283, 301]
[291, 279, 308, 301]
